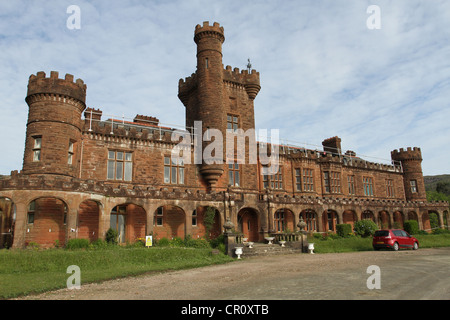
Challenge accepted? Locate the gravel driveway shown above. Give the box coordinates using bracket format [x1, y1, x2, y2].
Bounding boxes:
[17, 247, 450, 300]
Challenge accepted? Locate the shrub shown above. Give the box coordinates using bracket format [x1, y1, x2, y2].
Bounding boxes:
[90, 239, 108, 249]
[403, 220, 419, 235]
[432, 228, 450, 235]
[66, 238, 90, 250]
[353, 219, 378, 238]
[157, 237, 170, 247]
[336, 224, 352, 238]
[170, 237, 185, 247]
[105, 228, 119, 245]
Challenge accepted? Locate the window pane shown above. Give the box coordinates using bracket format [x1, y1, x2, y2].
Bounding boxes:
[125, 153, 132, 161]
[108, 151, 115, 159]
[124, 162, 132, 181]
[164, 166, 170, 183]
[179, 167, 184, 184]
[235, 172, 240, 186]
[116, 161, 123, 180]
[164, 157, 170, 165]
[107, 160, 115, 179]
[171, 167, 177, 184]
[116, 152, 123, 160]
[68, 141, 74, 152]
[110, 214, 117, 230]
[34, 138, 41, 148]
[68, 153, 73, 165]
[229, 171, 233, 185]
[33, 150, 41, 162]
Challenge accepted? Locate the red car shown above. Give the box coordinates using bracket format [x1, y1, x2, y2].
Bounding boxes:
[373, 229, 419, 251]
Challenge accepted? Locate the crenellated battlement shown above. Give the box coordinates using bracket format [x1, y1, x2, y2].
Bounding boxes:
[27, 71, 87, 104]
[194, 21, 225, 44]
[391, 147, 422, 161]
[223, 66, 261, 99]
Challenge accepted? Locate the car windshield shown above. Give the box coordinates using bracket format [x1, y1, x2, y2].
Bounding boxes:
[374, 230, 389, 237]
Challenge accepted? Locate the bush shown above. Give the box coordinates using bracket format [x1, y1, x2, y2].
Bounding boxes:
[105, 228, 119, 245]
[336, 224, 353, 238]
[403, 220, 419, 235]
[157, 237, 170, 247]
[353, 219, 378, 238]
[432, 228, 450, 235]
[66, 238, 90, 250]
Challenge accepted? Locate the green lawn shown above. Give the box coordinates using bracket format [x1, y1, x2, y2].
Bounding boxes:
[310, 233, 450, 254]
[0, 247, 233, 299]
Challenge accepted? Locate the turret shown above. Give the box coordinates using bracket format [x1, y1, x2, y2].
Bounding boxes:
[391, 147, 426, 201]
[178, 22, 261, 191]
[22, 71, 87, 177]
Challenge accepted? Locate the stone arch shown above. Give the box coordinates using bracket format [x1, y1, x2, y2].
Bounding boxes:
[407, 211, 418, 222]
[110, 203, 146, 243]
[0, 197, 15, 248]
[362, 210, 375, 222]
[25, 196, 69, 248]
[323, 209, 339, 232]
[299, 209, 318, 232]
[237, 207, 260, 242]
[153, 204, 185, 240]
[273, 208, 295, 233]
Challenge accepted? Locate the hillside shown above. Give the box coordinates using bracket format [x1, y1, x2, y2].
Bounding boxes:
[424, 174, 450, 192]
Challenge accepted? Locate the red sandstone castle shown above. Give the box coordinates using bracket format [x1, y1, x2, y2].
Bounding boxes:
[0, 22, 448, 249]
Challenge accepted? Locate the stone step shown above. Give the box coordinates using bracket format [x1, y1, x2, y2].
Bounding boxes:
[236, 242, 303, 257]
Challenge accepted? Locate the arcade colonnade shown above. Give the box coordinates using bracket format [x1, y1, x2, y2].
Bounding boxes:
[0, 190, 448, 248]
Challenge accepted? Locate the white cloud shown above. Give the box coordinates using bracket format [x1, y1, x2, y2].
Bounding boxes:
[0, 0, 449, 176]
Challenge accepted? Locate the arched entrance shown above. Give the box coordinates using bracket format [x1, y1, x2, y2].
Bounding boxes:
[238, 208, 259, 242]
[110, 204, 146, 243]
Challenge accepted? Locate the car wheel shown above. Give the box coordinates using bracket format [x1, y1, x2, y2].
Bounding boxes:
[393, 242, 399, 251]
[413, 242, 419, 250]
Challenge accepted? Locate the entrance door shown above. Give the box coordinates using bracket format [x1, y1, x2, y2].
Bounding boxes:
[238, 209, 259, 242]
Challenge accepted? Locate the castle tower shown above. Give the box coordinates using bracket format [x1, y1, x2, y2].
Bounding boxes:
[178, 22, 261, 191]
[22, 71, 87, 177]
[391, 147, 427, 201]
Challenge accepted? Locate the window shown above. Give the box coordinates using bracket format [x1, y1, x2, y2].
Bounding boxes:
[410, 180, 417, 193]
[302, 168, 314, 192]
[274, 209, 286, 232]
[262, 166, 283, 190]
[107, 151, 132, 181]
[363, 177, 374, 196]
[386, 179, 395, 197]
[27, 201, 35, 224]
[164, 156, 184, 184]
[295, 169, 301, 191]
[324, 172, 330, 193]
[68, 141, 74, 165]
[347, 175, 355, 195]
[227, 114, 239, 131]
[324, 171, 341, 193]
[229, 163, 240, 187]
[155, 207, 163, 226]
[32, 137, 42, 162]
[192, 209, 197, 226]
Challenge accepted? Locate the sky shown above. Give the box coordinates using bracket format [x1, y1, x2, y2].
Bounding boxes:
[0, 0, 449, 176]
